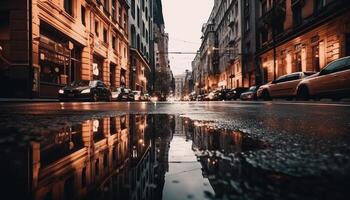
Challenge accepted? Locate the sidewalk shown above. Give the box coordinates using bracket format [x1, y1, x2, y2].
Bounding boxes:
[0, 98, 58, 103]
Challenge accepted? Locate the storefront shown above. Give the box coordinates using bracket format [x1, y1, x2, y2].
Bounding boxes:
[39, 35, 70, 97]
[260, 12, 350, 83]
[38, 22, 82, 98]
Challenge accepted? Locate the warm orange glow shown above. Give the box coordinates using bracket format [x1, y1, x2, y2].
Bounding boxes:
[319, 41, 325, 69]
[286, 53, 292, 74]
[301, 48, 307, 72]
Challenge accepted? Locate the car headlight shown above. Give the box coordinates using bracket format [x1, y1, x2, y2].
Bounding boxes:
[59, 89, 64, 94]
[233, 91, 237, 94]
[81, 89, 91, 94]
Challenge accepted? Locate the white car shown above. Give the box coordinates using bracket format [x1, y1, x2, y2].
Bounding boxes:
[133, 90, 142, 101]
[296, 56, 350, 100]
[257, 72, 316, 100]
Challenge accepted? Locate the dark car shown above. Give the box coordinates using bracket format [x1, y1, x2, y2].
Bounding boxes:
[215, 89, 230, 100]
[58, 80, 111, 102]
[226, 87, 249, 100]
[111, 87, 134, 101]
[196, 94, 204, 101]
[240, 86, 260, 101]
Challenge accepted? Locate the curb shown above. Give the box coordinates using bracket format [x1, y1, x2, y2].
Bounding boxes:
[0, 98, 58, 103]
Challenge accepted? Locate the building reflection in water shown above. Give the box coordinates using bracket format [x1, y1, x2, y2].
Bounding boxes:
[0, 114, 176, 200]
[5, 114, 324, 200]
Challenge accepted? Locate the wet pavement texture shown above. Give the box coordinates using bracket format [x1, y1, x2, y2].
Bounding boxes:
[0, 101, 350, 200]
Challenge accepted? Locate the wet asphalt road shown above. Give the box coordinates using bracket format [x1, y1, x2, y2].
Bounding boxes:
[0, 101, 350, 200]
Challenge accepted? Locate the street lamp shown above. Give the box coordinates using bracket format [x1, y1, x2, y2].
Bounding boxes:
[132, 66, 136, 90]
[229, 74, 235, 89]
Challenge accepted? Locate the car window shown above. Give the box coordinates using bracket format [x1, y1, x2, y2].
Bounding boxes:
[323, 59, 347, 74]
[275, 75, 289, 83]
[71, 80, 90, 87]
[303, 72, 316, 76]
[286, 73, 301, 81]
[249, 86, 256, 91]
[340, 57, 350, 71]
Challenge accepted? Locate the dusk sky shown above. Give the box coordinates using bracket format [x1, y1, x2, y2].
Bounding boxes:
[162, 0, 214, 76]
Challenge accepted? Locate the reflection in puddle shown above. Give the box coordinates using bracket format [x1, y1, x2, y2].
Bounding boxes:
[0, 115, 346, 200]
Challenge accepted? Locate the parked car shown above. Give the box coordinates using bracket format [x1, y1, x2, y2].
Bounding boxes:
[189, 92, 197, 101]
[58, 80, 111, 102]
[216, 89, 230, 100]
[203, 93, 211, 101]
[240, 86, 260, 101]
[196, 94, 204, 101]
[226, 87, 249, 100]
[207, 91, 217, 101]
[133, 90, 143, 101]
[111, 87, 134, 101]
[143, 93, 150, 101]
[257, 71, 316, 100]
[296, 56, 350, 100]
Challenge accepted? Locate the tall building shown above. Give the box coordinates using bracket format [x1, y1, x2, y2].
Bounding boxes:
[241, 0, 259, 86]
[0, 0, 130, 98]
[128, 0, 152, 92]
[152, 0, 173, 97]
[198, 20, 216, 93]
[195, 0, 243, 93]
[214, 0, 242, 89]
[191, 54, 201, 93]
[174, 73, 185, 100]
[256, 0, 350, 84]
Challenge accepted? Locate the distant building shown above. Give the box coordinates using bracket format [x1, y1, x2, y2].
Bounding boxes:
[214, 0, 242, 89]
[191, 54, 201, 93]
[174, 73, 185, 100]
[195, 0, 243, 93]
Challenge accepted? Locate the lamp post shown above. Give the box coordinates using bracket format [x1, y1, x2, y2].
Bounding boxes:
[132, 66, 136, 90]
[229, 74, 235, 89]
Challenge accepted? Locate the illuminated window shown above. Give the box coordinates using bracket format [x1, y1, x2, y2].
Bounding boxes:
[312, 45, 320, 71]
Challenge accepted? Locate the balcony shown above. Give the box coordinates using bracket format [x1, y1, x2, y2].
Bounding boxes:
[259, 1, 286, 27]
[291, 0, 305, 7]
[228, 18, 235, 28]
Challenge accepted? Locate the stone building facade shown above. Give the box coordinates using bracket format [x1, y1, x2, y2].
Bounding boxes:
[257, 0, 350, 83]
[128, 0, 152, 92]
[0, 0, 130, 98]
[196, 0, 243, 93]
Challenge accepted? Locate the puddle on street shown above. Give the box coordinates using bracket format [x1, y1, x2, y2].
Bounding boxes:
[0, 114, 348, 200]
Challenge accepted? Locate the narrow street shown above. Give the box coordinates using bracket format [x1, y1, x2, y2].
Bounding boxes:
[0, 101, 349, 199]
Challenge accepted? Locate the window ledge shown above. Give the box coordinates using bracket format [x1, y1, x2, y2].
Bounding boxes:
[60, 10, 76, 23]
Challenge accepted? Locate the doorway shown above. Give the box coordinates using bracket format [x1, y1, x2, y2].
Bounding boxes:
[110, 63, 116, 87]
[346, 33, 350, 56]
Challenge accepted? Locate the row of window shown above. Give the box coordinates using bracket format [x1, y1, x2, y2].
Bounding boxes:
[260, 0, 327, 26]
[63, 0, 127, 31]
